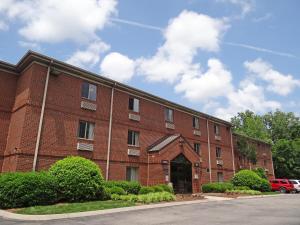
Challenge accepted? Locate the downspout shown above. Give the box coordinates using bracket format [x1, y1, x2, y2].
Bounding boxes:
[147, 153, 150, 186]
[32, 60, 53, 171]
[230, 128, 236, 175]
[206, 119, 212, 183]
[270, 150, 275, 178]
[105, 82, 116, 181]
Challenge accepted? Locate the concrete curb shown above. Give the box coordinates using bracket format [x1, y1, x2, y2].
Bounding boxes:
[0, 194, 283, 221]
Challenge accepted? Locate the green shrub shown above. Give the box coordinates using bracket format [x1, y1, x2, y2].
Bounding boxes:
[202, 182, 234, 193]
[111, 192, 175, 204]
[108, 186, 126, 195]
[233, 186, 251, 190]
[225, 189, 262, 195]
[253, 168, 268, 179]
[258, 179, 271, 192]
[49, 156, 104, 202]
[152, 185, 164, 192]
[104, 181, 141, 194]
[102, 187, 112, 200]
[139, 186, 155, 194]
[0, 172, 58, 209]
[156, 184, 174, 193]
[231, 170, 262, 191]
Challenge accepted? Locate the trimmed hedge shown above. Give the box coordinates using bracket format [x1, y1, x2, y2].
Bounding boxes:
[202, 182, 234, 193]
[111, 192, 175, 203]
[0, 172, 58, 209]
[49, 156, 104, 202]
[225, 189, 262, 195]
[139, 186, 155, 194]
[231, 170, 271, 192]
[108, 186, 126, 195]
[233, 186, 251, 190]
[156, 184, 174, 194]
[104, 181, 141, 194]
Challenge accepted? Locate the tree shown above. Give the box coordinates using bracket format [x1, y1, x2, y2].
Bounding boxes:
[231, 110, 271, 143]
[237, 136, 257, 165]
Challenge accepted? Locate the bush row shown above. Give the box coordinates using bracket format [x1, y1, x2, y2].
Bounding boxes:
[104, 181, 141, 195]
[139, 184, 173, 195]
[225, 189, 262, 195]
[202, 182, 234, 193]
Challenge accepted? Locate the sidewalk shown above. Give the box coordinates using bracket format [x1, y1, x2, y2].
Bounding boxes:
[0, 194, 282, 221]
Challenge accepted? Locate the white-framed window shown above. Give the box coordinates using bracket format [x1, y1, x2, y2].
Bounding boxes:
[214, 124, 220, 135]
[194, 143, 201, 155]
[81, 82, 97, 101]
[128, 97, 139, 112]
[128, 130, 139, 146]
[78, 121, 95, 140]
[165, 108, 174, 123]
[217, 172, 224, 183]
[126, 167, 139, 181]
[216, 147, 222, 158]
[193, 117, 199, 129]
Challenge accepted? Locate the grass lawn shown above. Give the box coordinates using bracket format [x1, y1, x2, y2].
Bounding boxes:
[15, 200, 136, 215]
[262, 192, 280, 195]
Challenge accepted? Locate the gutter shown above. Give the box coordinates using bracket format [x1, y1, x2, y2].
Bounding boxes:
[230, 127, 236, 175]
[32, 60, 53, 171]
[206, 119, 212, 183]
[105, 83, 116, 180]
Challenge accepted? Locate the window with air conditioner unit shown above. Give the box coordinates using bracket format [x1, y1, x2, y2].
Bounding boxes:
[216, 147, 222, 158]
[214, 124, 220, 136]
[128, 130, 140, 147]
[193, 117, 199, 129]
[128, 97, 139, 113]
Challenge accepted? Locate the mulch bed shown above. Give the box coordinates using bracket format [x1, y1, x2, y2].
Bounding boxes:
[175, 193, 205, 201]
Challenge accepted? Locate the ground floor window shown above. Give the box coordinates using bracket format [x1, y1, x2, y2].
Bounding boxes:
[217, 172, 224, 183]
[126, 167, 139, 181]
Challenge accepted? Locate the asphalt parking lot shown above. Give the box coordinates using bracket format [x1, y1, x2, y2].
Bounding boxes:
[1, 194, 299, 225]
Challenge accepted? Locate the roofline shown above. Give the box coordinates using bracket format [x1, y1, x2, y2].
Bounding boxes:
[3, 50, 232, 126]
[233, 132, 272, 145]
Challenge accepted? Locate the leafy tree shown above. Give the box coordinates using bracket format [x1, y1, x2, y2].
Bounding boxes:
[231, 110, 271, 143]
[237, 136, 257, 165]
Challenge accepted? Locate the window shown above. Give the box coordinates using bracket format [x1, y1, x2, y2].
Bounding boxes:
[128, 97, 139, 112]
[194, 143, 201, 155]
[271, 180, 279, 184]
[78, 121, 95, 140]
[126, 167, 138, 181]
[128, 130, 139, 146]
[217, 172, 224, 183]
[263, 160, 267, 166]
[280, 180, 288, 184]
[193, 117, 199, 129]
[165, 108, 174, 123]
[216, 147, 222, 158]
[81, 82, 97, 101]
[214, 124, 220, 135]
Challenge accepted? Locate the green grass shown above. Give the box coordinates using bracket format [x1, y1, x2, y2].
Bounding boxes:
[261, 191, 280, 195]
[15, 200, 136, 215]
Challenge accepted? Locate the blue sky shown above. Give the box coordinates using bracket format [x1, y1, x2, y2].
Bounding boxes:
[0, 0, 299, 120]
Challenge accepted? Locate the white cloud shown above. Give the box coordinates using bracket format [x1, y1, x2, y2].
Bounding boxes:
[215, 79, 281, 120]
[100, 52, 135, 82]
[0, 20, 8, 30]
[137, 10, 229, 83]
[217, 0, 254, 17]
[0, 0, 117, 43]
[18, 41, 41, 51]
[252, 13, 272, 22]
[175, 59, 233, 102]
[66, 40, 110, 68]
[244, 58, 300, 95]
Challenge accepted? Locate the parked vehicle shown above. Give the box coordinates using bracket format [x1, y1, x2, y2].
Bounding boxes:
[269, 179, 295, 193]
[289, 180, 300, 193]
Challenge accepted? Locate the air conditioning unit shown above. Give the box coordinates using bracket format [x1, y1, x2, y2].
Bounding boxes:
[128, 148, 140, 156]
[128, 113, 140, 121]
[77, 142, 94, 151]
[215, 135, 222, 141]
[165, 122, 175, 130]
[193, 130, 201, 136]
[81, 101, 97, 111]
[199, 158, 203, 163]
[216, 159, 223, 165]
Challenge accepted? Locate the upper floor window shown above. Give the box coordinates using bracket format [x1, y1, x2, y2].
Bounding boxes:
[165, 108, 174, 123]
[214, 124, 220, 136]
[128, 97, 139, 112]
[194, 143, 201, 155]
[216, 147, 222, 158]
[128, 130, 139, 146]
[193, 117, 199, 129]
[81, 82, 97, 101]
[78, 121, 95, 140]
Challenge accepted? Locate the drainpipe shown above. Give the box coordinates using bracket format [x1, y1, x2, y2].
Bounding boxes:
[270, 150, 275, 178]
[32, 60, 53, 171]
[206, 119, 212, 183]
[230, 127, 236, 175]
[147, 153, 150, 186]
[105, 83, 116, 181]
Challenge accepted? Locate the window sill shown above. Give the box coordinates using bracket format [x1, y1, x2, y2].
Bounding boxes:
[81, 97, 96, 102]
[127, 145, 140, 148]
[77, 137, 94, 142]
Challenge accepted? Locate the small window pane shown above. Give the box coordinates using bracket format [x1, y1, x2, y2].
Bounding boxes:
[133, 98, 139, 112]
[193, 117, 199, 129]
[165, 108, 173, 122]
[216, 147, 222, 158]
[87, 123, 95, 139]
[78, 121, 86, 138]
[194, 143, 200, 155]
[128, 130, 133, 145]
[126, 167, 138, 181]
[128, 98, 134, 110]
[214, 124, 220, 135]
[217, 172, 224, 183]
[89, 84, 97, 101]
[81, 82, 89, 98]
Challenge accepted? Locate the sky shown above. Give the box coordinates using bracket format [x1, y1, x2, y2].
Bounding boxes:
[0, 0, 299, 121]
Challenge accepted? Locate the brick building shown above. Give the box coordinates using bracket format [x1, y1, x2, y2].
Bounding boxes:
[0, 51, 274, 193]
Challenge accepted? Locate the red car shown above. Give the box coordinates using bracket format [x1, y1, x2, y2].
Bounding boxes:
[270, 179, 295, 193]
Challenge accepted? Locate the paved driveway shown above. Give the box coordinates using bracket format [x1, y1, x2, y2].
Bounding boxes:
[1, 194, 299, 225]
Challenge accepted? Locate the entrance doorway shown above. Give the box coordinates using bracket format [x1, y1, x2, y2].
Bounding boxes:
[170, 154, 192, 193]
